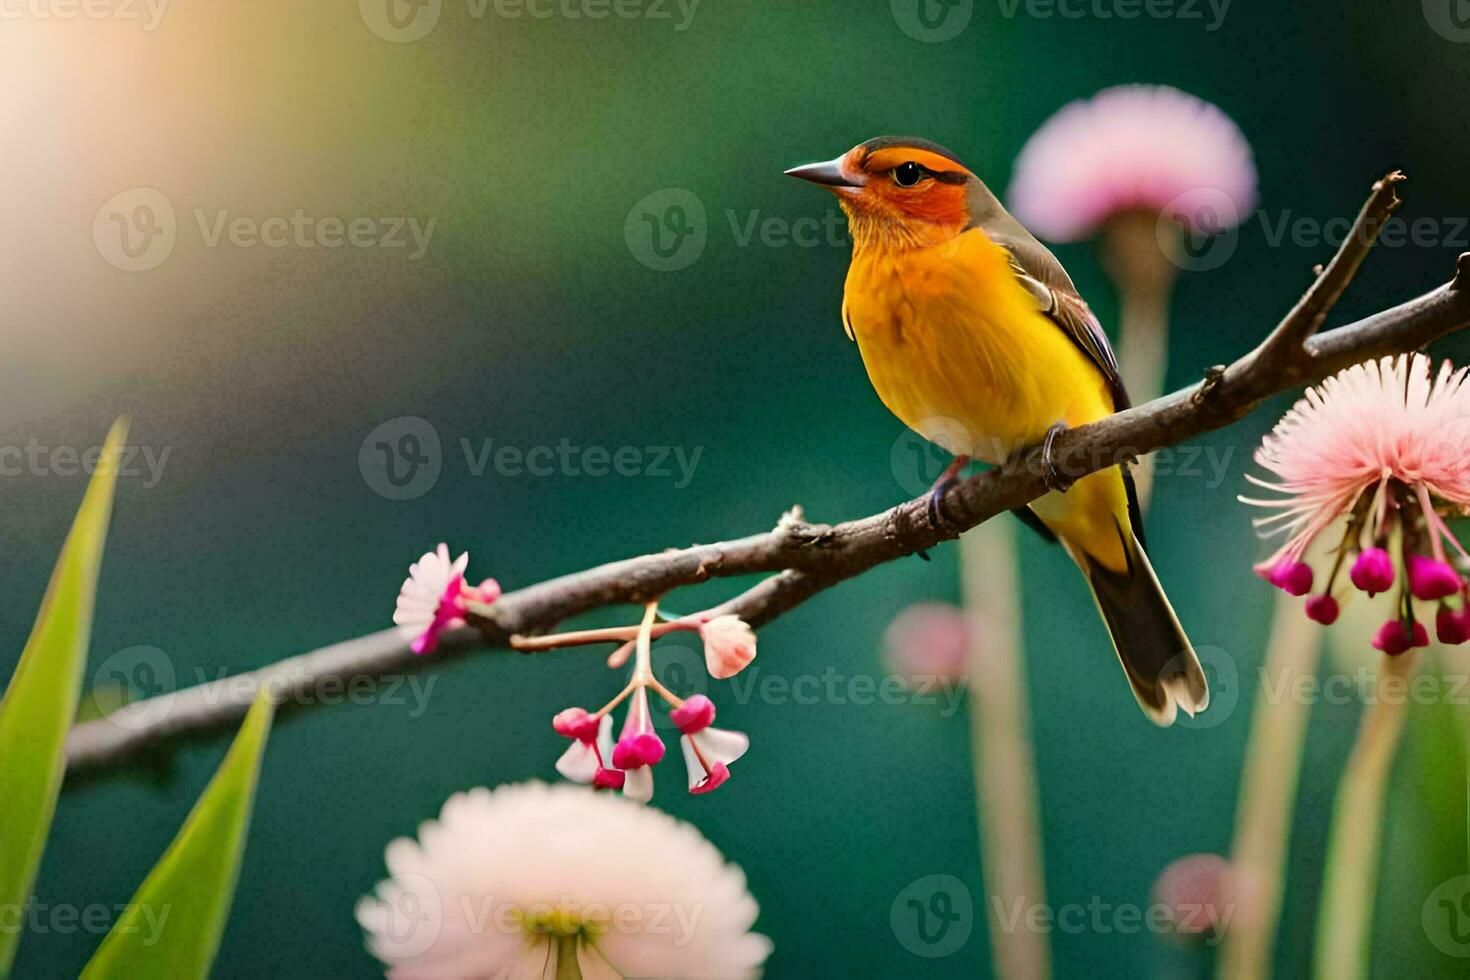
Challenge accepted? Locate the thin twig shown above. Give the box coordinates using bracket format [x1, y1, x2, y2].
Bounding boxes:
[62, 178, 1470, 776]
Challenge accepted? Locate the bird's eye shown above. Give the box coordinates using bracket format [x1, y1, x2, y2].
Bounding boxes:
[893, 162, 927, 187]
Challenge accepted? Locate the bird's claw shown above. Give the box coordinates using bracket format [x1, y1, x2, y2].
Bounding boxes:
[1042, 422, 1074, 493]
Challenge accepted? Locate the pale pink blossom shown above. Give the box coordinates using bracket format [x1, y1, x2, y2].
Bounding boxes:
[1242, 355, 1470, 648]
[881, 603, 972, 692]
[393, 544, 500, 656]
[699, 615, 756, 679]
[1008, 84, 1257, 242]
[357, 782, 772, 978]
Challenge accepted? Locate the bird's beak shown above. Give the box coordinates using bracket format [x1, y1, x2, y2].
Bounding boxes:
[784, 156, 865, 189]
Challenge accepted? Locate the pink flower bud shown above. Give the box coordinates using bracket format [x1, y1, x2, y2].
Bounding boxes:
[1305, 595, 1340, 625]
[671, 695, 716, 735]
[612, 732, 666, 769]
[1372, 619, 1428, 656]
[1437, 607, 1470, 646]
[1406, 555, 1462, 600]
[552, 707, 603, 742]
[699, 616, 757, 679]
[689, 762, 731, 795]
[1350, 548, 1395, 594]
[1266, 560, 1313, 596]
[1152, 853, 1232, 943]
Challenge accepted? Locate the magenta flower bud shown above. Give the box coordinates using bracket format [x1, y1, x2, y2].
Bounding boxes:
[592, 767, 626, 790]
[612, 732, 666, 769]
[1350, 548, 1395, 594]
[1406, 555, 1462, 600]
[1267, 560, 1313, 596]
[670, 695, 716, 735]
[552, 707, 603, 742]
[1372, 619, 1429, 656]
[1305, 595, 1340, 625]
[1437, 607, 1470, 646]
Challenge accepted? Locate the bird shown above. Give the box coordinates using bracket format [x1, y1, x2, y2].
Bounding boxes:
[785, 136, 1208, 725]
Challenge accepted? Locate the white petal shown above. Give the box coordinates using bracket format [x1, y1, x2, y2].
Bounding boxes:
[555, 742, 598, 784]
[623, 767, 653, 804]
[696, 727, 749, 767]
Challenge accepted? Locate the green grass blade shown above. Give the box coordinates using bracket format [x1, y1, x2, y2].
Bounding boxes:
[0, 419, 128, 977]
[81, 691, 275, 980]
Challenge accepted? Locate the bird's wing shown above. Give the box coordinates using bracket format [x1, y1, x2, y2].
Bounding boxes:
[994, 234, 1130, 411]
[963, 181, 1130, 410]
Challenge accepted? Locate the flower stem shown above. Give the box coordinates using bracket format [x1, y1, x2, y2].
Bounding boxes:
[510, 621, 688, 652]
[1311, 653, 1415, 980]
[1216, 591, 1324, 980]
[553, 935, 583, 980]
[1103, 209, 1178, 511]
[961, 519, 1051, 980]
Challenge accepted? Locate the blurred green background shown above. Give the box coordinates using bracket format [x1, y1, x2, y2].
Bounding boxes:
[3, 1, 1470, 976]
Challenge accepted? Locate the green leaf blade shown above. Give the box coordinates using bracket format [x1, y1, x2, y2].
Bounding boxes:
[82, 691, 275, 980]
[0, 419, 128, 977]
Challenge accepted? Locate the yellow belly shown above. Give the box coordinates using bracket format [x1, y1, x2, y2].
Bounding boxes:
[843, 228, 1130, 571]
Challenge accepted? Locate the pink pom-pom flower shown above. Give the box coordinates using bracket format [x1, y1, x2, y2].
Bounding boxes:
[1008, 85, 1256, 243]
[1242, 355, 1470, 651]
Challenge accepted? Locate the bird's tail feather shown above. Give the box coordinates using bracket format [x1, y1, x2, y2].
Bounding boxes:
[1073, 534, 1209, 726]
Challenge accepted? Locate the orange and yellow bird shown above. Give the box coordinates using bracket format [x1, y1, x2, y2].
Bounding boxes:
[787, 136, 1207, 724]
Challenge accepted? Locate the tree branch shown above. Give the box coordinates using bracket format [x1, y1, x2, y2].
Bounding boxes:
[64, 176, 1470, 776]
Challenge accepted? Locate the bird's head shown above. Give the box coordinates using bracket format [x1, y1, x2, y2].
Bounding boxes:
[785, 136, 976, 247]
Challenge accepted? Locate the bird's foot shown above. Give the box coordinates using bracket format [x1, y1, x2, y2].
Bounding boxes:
[1042, 422, 1074, 493]
[925, 455, 971, 530]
